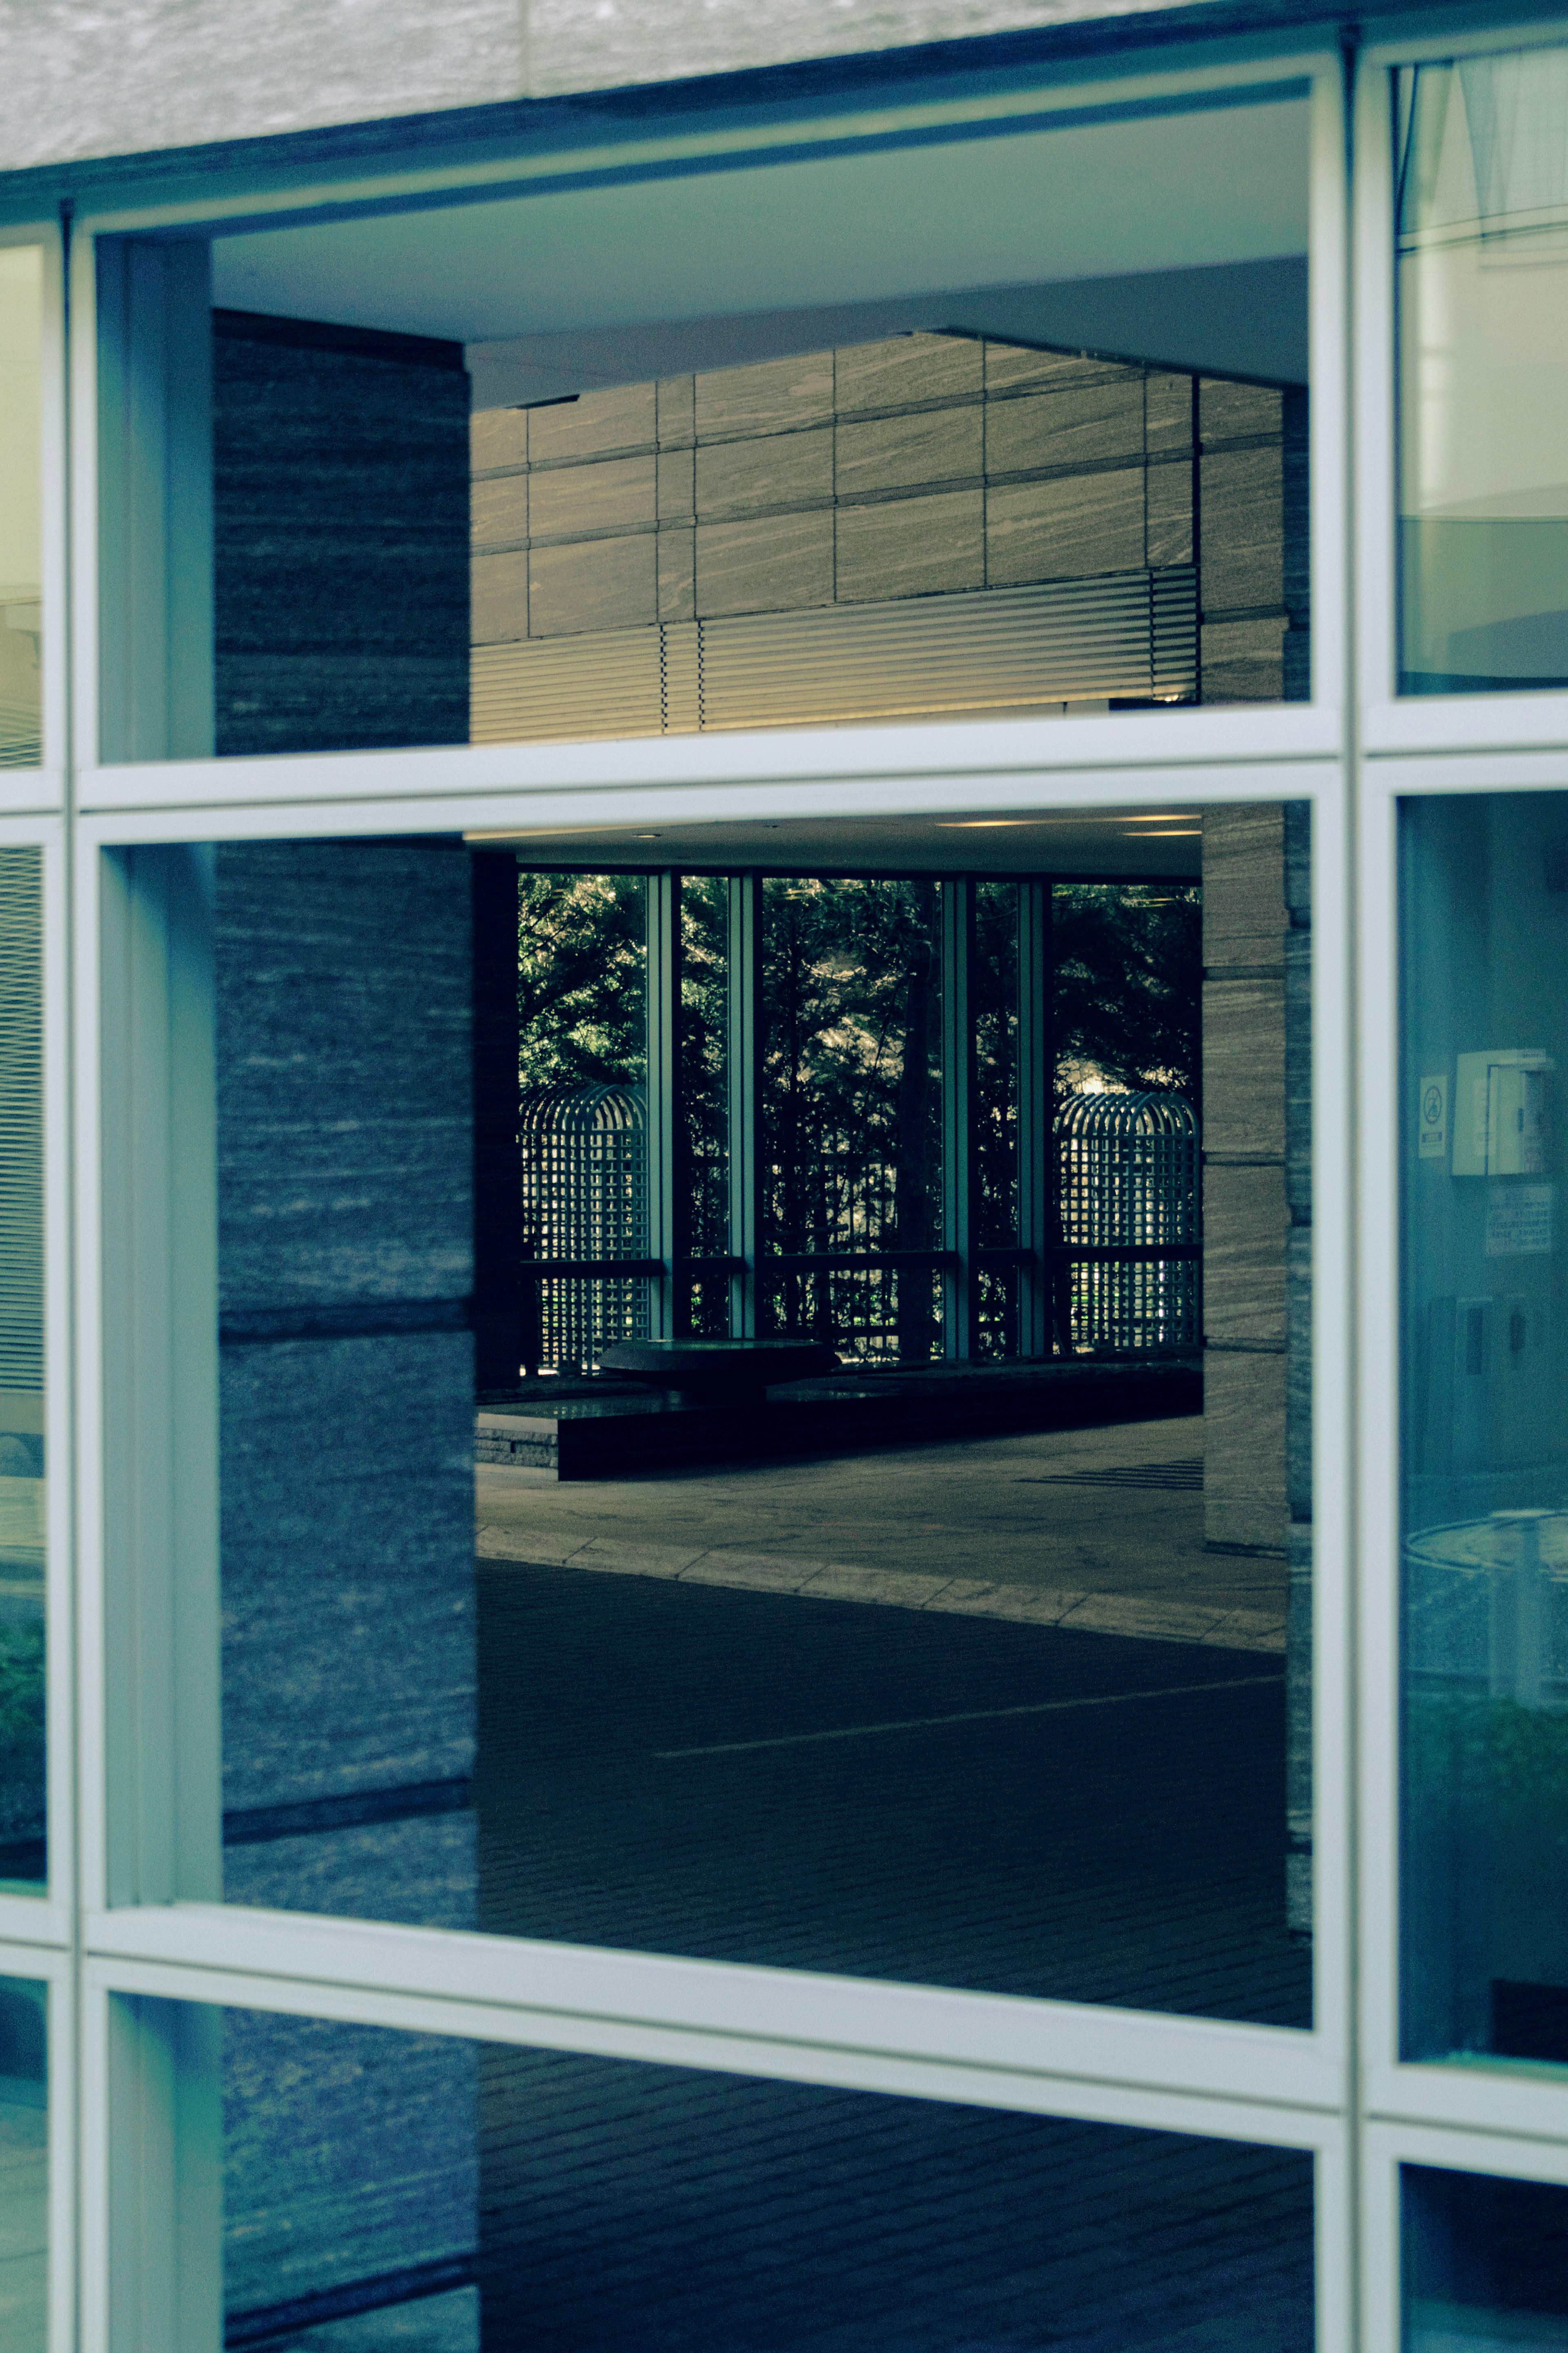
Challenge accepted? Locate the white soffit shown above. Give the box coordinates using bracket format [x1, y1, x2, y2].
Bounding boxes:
[208, 96, 1309, 349]
[462, 806, 1205, 879]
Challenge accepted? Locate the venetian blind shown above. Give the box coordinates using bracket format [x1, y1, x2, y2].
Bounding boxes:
[0, 849, 42, 1396]
[472, 569, 1198, 746]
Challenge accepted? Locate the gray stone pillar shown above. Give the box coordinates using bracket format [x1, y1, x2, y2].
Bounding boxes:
[211, 304, 479, 2346]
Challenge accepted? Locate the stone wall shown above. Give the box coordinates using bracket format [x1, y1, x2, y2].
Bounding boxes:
[212, 315, 481, 2348]
[214, 311, 470, 757]
[1201, 804, 1290, 1553]
[472, 335, 1305, 707]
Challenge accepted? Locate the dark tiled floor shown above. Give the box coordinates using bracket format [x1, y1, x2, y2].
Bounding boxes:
[478, 2047, 1314, 2353]
[477, 1563, 1310, 2027]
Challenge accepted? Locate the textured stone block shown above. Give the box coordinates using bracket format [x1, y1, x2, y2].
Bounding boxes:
[225, 1813, 476, 1930]
[1200, 446, 1285, 612]
[1201, 615, 1287, 704]
[470, 408, 528, 473]
[218, 653, 470, 756]
[834, 332, 983, 413]
[695, 427, 832, 518]
[471, 549, 528, 646]
[695, 352, 835, 440]
[983, 346, 1135, 396]
[470, 471, 527, 548]
[1203, 975, 1287, 1157]
[527, 381, 656, 464]
[1203, 1348, 1287, 1553]
[214, 330, 468, 756]
[220, 1330, 476, 1813]
[657, 446, 695, 522]
[985, 381, 1144, 476]
[1145, 455, 1194, 569]
[1203, 1162, 1288, 1345]
[223, 2010, 476, 2320]
[1284, 922, 1312, 1219]
[835, 406, 982, 497]
[657, 375, 695, 445]
[1203, 803, 1285, 966]
[1200, 377, 1283, 443]
[528, 452, 656, 540]
[658, 529, 696, 622]
[695, 511, 833, 616]
[987, 468, 1143, 584]
[834, 488, 983, 601]
[216, 839, 472, 1309]
[1145, 372, 1194, 455]
[527, 534, 657, 636]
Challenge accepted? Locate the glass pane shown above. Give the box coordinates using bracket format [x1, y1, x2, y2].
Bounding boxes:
[0, 251, 42, 771]
[183, 88, 1311, 763]
[1401, 792, 1568, 2062]
[679, 873, 728, 1302]
[761, 877, 943, 1365]
[1397, 48, 1568, 693]
[517, 871, 649, 1375]
[0, 851, 44, 1892]
[1405, 2165, 1568, 2351]
[0, 1977, 46, 2353]
[203, 2002, 1314, 2353]
[216, 810, 1309, 2028]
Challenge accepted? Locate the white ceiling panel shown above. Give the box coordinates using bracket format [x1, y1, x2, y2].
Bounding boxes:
[210, 97, 1309, 350]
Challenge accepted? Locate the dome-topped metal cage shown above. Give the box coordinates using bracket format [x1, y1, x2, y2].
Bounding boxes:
[1056, 1089, 1200, 1352]
[520, 1082, 649, 1372]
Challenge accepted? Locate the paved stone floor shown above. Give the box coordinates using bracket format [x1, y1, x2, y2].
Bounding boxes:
[478, 2047, 1315, 2353]
[475, 1414, 1287, 1653]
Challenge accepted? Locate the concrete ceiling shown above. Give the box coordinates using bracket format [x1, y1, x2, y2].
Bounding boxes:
[463, 804, 1204, 879]
[209, 92, 1309, 385]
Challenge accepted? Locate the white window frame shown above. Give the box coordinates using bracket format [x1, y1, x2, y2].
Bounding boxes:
[17, 13, 1568, 2348]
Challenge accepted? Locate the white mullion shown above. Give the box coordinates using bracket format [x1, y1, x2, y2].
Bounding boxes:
[1354, 766, 1402, 2102]
[82, 1949, 1340, 2157]
[70, 757, 1343, 859]
[82, 1900, 1339, 2112]
[76, 707, 1343, 819]
[1309, 769, 1356, 2084]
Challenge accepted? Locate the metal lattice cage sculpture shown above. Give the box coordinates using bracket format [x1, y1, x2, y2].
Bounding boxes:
[1056, 1089, 1200, 1352]
[519, 1083, 649, 1371]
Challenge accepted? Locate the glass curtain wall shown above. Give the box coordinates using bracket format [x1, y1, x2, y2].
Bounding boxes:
[0, 1977, 45, 2353]
[0, 851, 44, 1893]
[1398, 45, 1568, 692]
[201, 2001, 1314, 2353]
[0, 252, 42, 771]
[1401, 792, 1568, 2065]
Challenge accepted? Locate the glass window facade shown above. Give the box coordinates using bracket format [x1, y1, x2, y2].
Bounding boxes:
[18, 23, 1568, 2346]
[0, 1977, 45, 2353]
[0, 251, 42, 772]
[1400, 792, 1568, 2063]
[1398, 47, 1568, 693]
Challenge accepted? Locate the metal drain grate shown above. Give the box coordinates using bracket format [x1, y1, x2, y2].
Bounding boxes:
[1017, 1459, 1204, 1492]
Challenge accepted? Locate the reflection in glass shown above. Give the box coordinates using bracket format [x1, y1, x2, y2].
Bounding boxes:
[1401, 793, 1568, 2062]
[0, 851, 43, 1890]
[0, 1978, 46, 2353]
[517, 872, 649, 1372]
[1405, 2165, 1568, 2352]
[761, 877, 943, 1363]
[207, 2003, 1313, 2353]
[0, 250, 42, 769]
[1398, 47, 1568, 692]
[973, 877, 1020, 1356]
[679, 875, 728, 1336]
